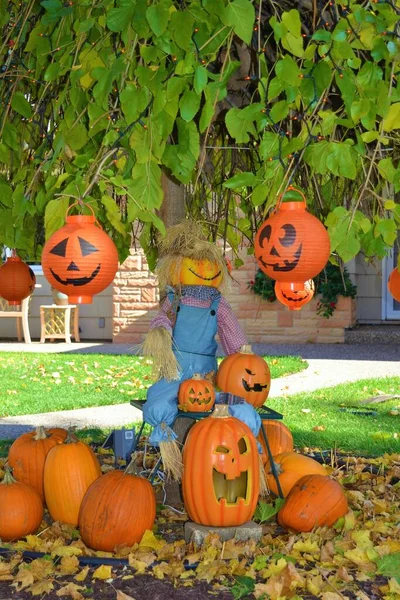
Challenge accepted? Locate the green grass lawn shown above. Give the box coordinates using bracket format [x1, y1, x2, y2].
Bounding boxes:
[0, 351, 306, 417]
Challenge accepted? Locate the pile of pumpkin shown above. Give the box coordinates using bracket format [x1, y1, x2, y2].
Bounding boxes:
[0, 427, 156, 551]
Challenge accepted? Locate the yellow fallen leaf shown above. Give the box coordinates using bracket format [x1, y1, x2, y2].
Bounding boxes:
[51, 545, 82, 557]
[27, 580, 54, 596]
[56, 582, 85, 599]
[128, 558, 148, 574]
[92, 564, 112, 580]
[139, 530, 166, 551]
[321, 593, 343, 599]
[12, 569, 35, 591]
[58, 555, 79, 575]
[74, 565, 90, 582]
[116, 591, 137, 600]
[0, 560, 13, 581]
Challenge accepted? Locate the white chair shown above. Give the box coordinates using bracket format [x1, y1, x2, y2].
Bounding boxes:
[0, 296, 32, 343]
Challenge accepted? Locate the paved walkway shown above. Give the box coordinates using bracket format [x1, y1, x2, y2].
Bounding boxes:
[0, 341, 399, 439]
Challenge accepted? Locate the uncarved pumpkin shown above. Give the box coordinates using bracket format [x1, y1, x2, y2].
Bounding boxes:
[278, 474, 348, 532]
[388, 267, 400, 302]
[78, 462, 156, 552]
[8, 426, 67, 503]
[44, 430, 102, 525]
[257, 421, 294, 466]
[216, 345, 271, 408]
[266, 451, 327, 497]
[178, 373, 216, 413]
[182, 404, 260, 527]
[0, 468, 43, 541]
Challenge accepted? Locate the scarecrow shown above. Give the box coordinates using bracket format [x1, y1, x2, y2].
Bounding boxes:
[142, 220, 261, 479]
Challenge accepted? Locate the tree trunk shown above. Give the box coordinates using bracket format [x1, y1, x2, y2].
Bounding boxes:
[159, 172, 185, 227]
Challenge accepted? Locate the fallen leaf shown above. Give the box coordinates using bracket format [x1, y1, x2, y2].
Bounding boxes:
[51, 545, 82, 557]
[116, 591, 137, 600]
[92, 564, 112, 580]
[58, 555, 79, 575]
[139, 530, 166, 551]
[74, 566, 90, 582]
[56, 582, 85, 599]
[12, 569, 35, 591]
[27, 580, 54, 595]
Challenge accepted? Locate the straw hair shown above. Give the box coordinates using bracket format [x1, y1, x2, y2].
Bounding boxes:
[142, 327, 180, 381]
[159, 428, 183, 482]
[259, 453, 269, 498]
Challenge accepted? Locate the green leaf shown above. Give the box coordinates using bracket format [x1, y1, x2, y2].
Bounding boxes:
[254, 498, 285, 523]
[376, 553, 400, 582]
[270, 100, 289, 122]
[383, 102, 400, 132]
[225, 107, 256, 143]
[146, 3, 170, 37]
[120, 85, 151, 124]
[106, 3, 134, 32]
[162, 118, 199, 183]
[259, 132, 279, 160]
[223, 172, 258, 189]
[101, 195, 126, 236]
[179, 90, 201, 122]
[326, 143, 358, 180]
[268, 77, 285, 100]
[171, 10, 194, 50]
[11, 92, 32, 118]
[221, 0, 255, 45]
[251, 183, 268, 207]
[44, 62, 61, 82]
[375, 218, 398, 245]
[361, 131, 379, 143]
[231, 576, 255, 600]
[65, 123, 88, 151]
[384, 200, 397, 210]
[131, 161, 163, 209]
[44, 198, 69, 239]
[350, 99, 370, 124]
[281, 9, 303, 57]
[194, 66, 208, 95]
[378, 158, 397, 183]
[276, 56, 300, 83]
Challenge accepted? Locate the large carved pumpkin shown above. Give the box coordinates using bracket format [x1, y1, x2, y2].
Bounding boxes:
[170, 257, 223, 287]
[278, 474, 348, 532]
[0, 256, 36, 306]
[178, 373, 216, 413]
[266, 451, 327, 497]
[0, 468, 43, 541]
[182, 404, 260, 527]
[42, 212, 119, 304]
[216, 345, 271, 408]
[388, 267, 400, 302]
[275, 280, 315, 311]
[254, 187, 330, 284]
[257, 421, 294, 466]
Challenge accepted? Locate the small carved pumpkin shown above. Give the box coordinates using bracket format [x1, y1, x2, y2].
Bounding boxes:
[275, 280, 315, 311]
[170, 257, 223, 288]
[254, 187, 330, 284]
[182, 404, 260, 527]
[388, 267, 400, 302]
[257, 421, 294, 466]
[278, 474, 348, 532]
[216, 345, 271, 408]
[178, 374, 216, 413]
[42, 213, 119, 304]
[0, 256, 36, 306]
[266, 451, 327, 497]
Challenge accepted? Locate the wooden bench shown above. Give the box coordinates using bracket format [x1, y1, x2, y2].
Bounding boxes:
[0, 296, 32, 343]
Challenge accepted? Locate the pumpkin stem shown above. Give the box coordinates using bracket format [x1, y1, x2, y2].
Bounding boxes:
[192, 373, 203, 380]
[212, 404, 230, 418]
[1, 466, 17, 485]
[239, 345, 253, 354]
[64, 427, 78, 444]
[33, 426, 50, 441]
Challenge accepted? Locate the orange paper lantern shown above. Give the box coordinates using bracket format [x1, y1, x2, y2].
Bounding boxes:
[274, 280, 315, 311]
[0, 255, 36, 306]
[388, 267, 400, 302]
[254, 187, 330, 284]
[42, 207, 119, 304]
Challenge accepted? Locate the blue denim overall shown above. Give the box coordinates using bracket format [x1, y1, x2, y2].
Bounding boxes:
[143, 292, 261, 445]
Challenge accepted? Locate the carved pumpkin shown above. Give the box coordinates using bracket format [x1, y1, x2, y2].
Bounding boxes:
[0, 467, 43, 541]
[216, 345, 271, 408]
[254, 187, 330, 284]
[42, 212, 119, 304]
[257, 421, 294, 466]
[278, 474, 348, 532]
[8, 426, 67, 502]
[388, 267, 400, 302]
[275, 280, 315, 311]
[170, 257, 223, 288]
[0, 256, 36, 306]
[266, 451, 327, 497]
[182, 404, 260, 526]
[44, 430, 102, 525]
[178, 373, 216, 413]
[78, 461, 156, 552]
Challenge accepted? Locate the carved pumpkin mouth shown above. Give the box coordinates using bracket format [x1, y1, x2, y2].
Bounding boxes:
[242, 380, 269, 393]
[258, 245, 302, 272]
[50, 265, 101, 287]
[213, 468, 249, 505]
[188, 396, 213, 405]
[188, 268, 222, 281]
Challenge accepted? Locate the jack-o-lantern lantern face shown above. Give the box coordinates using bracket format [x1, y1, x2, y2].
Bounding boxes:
[216, 346, 271, 408]
[275, 280, 315, 311]
[178, 375, 216, 413]
[182, 405, 260, 527]
[171, 257, 222, 287]
[49, 236, 100, 287]
[257, 222, 302, 273]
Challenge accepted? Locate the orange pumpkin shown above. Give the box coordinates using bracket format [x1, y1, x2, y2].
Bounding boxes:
[0, 256, 36, 306]
[254, 187, 330, 284]
[275, 280, 315, 311]
[216, 345, 271, 408]
[388, 267, 400, 302]
[182, 404, 260, 527]
[8, 426, 67, 502]
[278, 474, 348, 532]
[42, 212, 119, 304]
[257, 421, 294, 466]
[78, 462, 156, 552]
[266, 451, 327, 497]
[0, 468, 43, 541]
[44, 430, 102, 525]
[170, 257, 223, 288]
[178, 374, 216, 413]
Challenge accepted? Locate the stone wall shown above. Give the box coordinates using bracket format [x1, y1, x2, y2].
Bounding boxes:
[112, 249, 356, 344]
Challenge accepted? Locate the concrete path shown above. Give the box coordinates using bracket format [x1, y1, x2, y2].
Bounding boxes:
[0, 341, 399, 439]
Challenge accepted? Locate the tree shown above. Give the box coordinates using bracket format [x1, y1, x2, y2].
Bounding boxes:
[0, 0, 399, 268]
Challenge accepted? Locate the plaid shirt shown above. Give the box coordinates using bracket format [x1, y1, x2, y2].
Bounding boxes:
[150, 287, 247, 355]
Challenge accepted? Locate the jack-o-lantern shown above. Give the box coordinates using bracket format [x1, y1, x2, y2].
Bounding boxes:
[178, 374, 216, 413]
[254, 187, 330, 284]
[0, 255, 36, 305]
[275, 280, 315, 311]
[42, 210, 119, 304]
[170, 257, 223, 288]
[216, 345, 271, 408]
[388, 267, 400, 302]
[182, 404, 259, 526]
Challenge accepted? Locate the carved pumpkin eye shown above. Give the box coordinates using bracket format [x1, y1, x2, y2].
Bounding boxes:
[238, 438, 248, 454]
[279, 224, 296, 247]
[215, 446, 230, 454]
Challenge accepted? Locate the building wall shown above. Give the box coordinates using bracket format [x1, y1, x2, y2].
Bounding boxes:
[352, 255, 383, 323]
[112, 249, 356, 345]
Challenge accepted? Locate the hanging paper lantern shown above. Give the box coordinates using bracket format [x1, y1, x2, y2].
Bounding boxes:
[0, 255, 36, 306]
[254, 187, 330, 284]
[42, 207, 119, 304]
[275, 280, 315, 311]
[388, 267, 400, 302]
